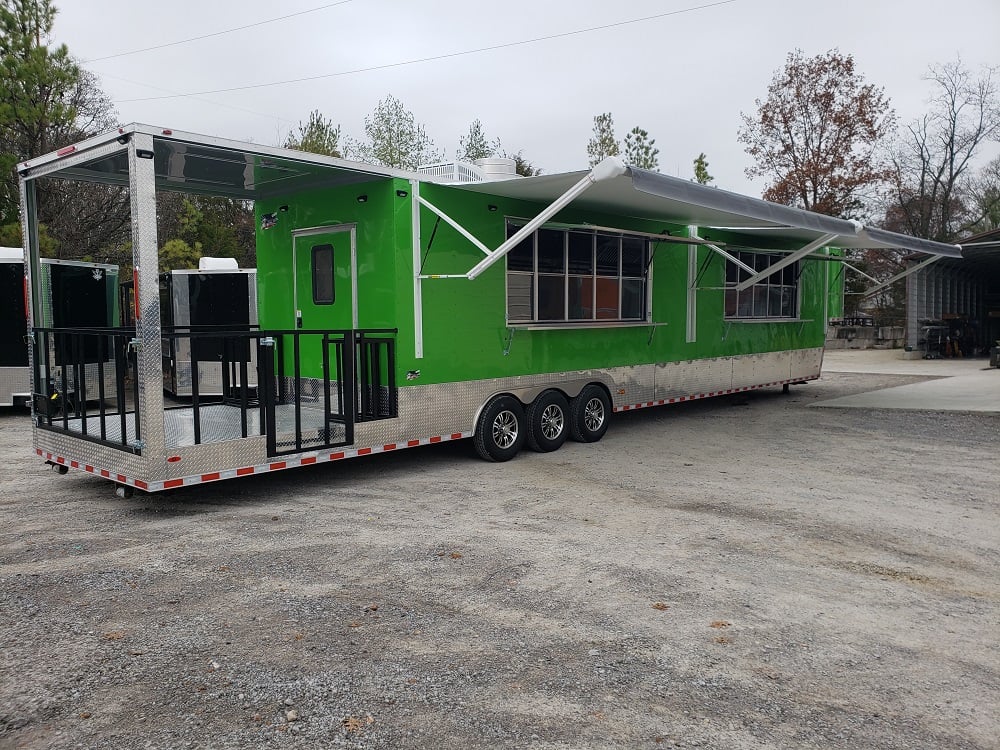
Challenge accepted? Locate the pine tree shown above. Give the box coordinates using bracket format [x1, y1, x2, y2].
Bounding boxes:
[357, 94, 441, 170]
[693, 153, 714, 184]
[586, 113, 620, 167]
[0, 0, 80, 223]
[284, 110, 342, 157]
[623, 126, 659, 170]
[457, 119, 500, 162]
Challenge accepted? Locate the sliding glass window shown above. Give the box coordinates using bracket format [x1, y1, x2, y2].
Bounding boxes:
[724, 250, 798, 320]
[506, 223, 648, 324]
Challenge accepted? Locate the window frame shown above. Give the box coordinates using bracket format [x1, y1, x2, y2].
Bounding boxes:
[723, 249, 800, 321]
[505, 221, 651, 326]
[311, 243, 335, 306]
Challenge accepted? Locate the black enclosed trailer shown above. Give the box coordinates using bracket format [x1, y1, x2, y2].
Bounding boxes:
[32, 259, 120, 417]
[159, 259, 258, 398]
[0, 247, 30, 407]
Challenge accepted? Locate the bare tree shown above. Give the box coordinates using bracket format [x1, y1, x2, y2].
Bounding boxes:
[739, 49, 896, 218]
[884, 60, 1000, 242]
[34, 68, 131, 260]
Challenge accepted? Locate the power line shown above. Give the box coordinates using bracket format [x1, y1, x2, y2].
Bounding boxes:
[117, 0, 738, 103]
[96, 70, 297, 126]
[84, 0, 355, 64]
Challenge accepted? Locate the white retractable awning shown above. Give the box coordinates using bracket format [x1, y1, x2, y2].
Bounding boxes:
[451, 161, 963, 260]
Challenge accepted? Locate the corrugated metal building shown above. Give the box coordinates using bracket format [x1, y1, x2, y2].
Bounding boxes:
[905, 228, 1000, 357]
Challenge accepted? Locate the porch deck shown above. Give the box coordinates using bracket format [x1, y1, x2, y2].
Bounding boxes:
[44, 402, 345, 451]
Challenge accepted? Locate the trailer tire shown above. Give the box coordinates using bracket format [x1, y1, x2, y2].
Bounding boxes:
[570, 385, 611, 443]
[474, 395, 526, 462]
[526, 390, 570, 452]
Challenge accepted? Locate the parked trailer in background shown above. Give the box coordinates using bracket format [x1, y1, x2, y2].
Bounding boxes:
[0, 247, 29, 407]
[159, 257, 258, 398]
[32, 258, 120, 418]
[2, 251, 119, 409]
[16, 125, 962, 494]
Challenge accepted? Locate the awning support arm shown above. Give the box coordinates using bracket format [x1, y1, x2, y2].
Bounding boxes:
[862, 255, 942, 297]
[465, 157, 628, 280]
[735, 233, 839, 292]
[417, 196, 492, 257]
[841, 261, 879, 284]
[690, 233, 756, 275]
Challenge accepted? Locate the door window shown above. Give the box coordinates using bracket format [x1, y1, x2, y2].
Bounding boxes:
[311, 244, 335, 305]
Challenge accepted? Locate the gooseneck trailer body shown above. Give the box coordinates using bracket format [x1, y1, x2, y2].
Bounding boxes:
[16, 125, 962, 493]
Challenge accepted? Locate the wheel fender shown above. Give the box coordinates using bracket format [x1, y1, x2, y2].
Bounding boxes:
[472, 392, 524, 431]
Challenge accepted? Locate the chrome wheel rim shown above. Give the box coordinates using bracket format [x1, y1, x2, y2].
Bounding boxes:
[584, 397, 605, 432]
[492, 410, 519, 449]
[540, 404, 564, 440]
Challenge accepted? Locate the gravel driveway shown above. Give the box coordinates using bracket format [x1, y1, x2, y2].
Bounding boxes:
[1, 369, 998, 749]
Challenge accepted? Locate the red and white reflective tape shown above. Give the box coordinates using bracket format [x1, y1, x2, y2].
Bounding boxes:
[613, 375, 819, 413]
[37, 377, 817, 492]
[37, 431, 472, 493]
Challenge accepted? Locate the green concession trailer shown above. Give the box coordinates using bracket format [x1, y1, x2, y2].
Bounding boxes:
[17, 125, 961, 494]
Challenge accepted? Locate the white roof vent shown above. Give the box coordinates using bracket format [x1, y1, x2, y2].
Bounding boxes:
[417, 158, 521, 184]
[198, 256, 239, 270]
[474, 157, 517, 180]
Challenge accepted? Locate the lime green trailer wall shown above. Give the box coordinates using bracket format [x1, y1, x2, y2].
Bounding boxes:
[255, 177, 831, 389]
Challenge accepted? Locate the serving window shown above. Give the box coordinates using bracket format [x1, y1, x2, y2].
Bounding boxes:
[506, 223, 648, 324]
[724, 250, 798, 320]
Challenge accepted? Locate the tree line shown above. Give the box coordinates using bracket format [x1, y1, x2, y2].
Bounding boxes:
[737, 49, 1000, 321]
[282, 101, 542, 177]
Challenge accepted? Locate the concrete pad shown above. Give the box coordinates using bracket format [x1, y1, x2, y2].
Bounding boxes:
[822, 348, 986, 377]
[815, 349, 1000, 413]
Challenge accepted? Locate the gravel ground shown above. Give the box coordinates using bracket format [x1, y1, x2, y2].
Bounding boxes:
[1, 370, 998, 749]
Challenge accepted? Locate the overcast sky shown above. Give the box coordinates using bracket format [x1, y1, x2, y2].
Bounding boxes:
[54, 0, 999, 196]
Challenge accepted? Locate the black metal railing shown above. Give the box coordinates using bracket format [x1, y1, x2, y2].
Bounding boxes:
[355, 330, 398, 422]
[32, 326, 397, 458]
[265, 328, 397, 456]
[160, 326, 264, 447]
[31, 326, 142, 453]
[162, 324, 260, 402]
